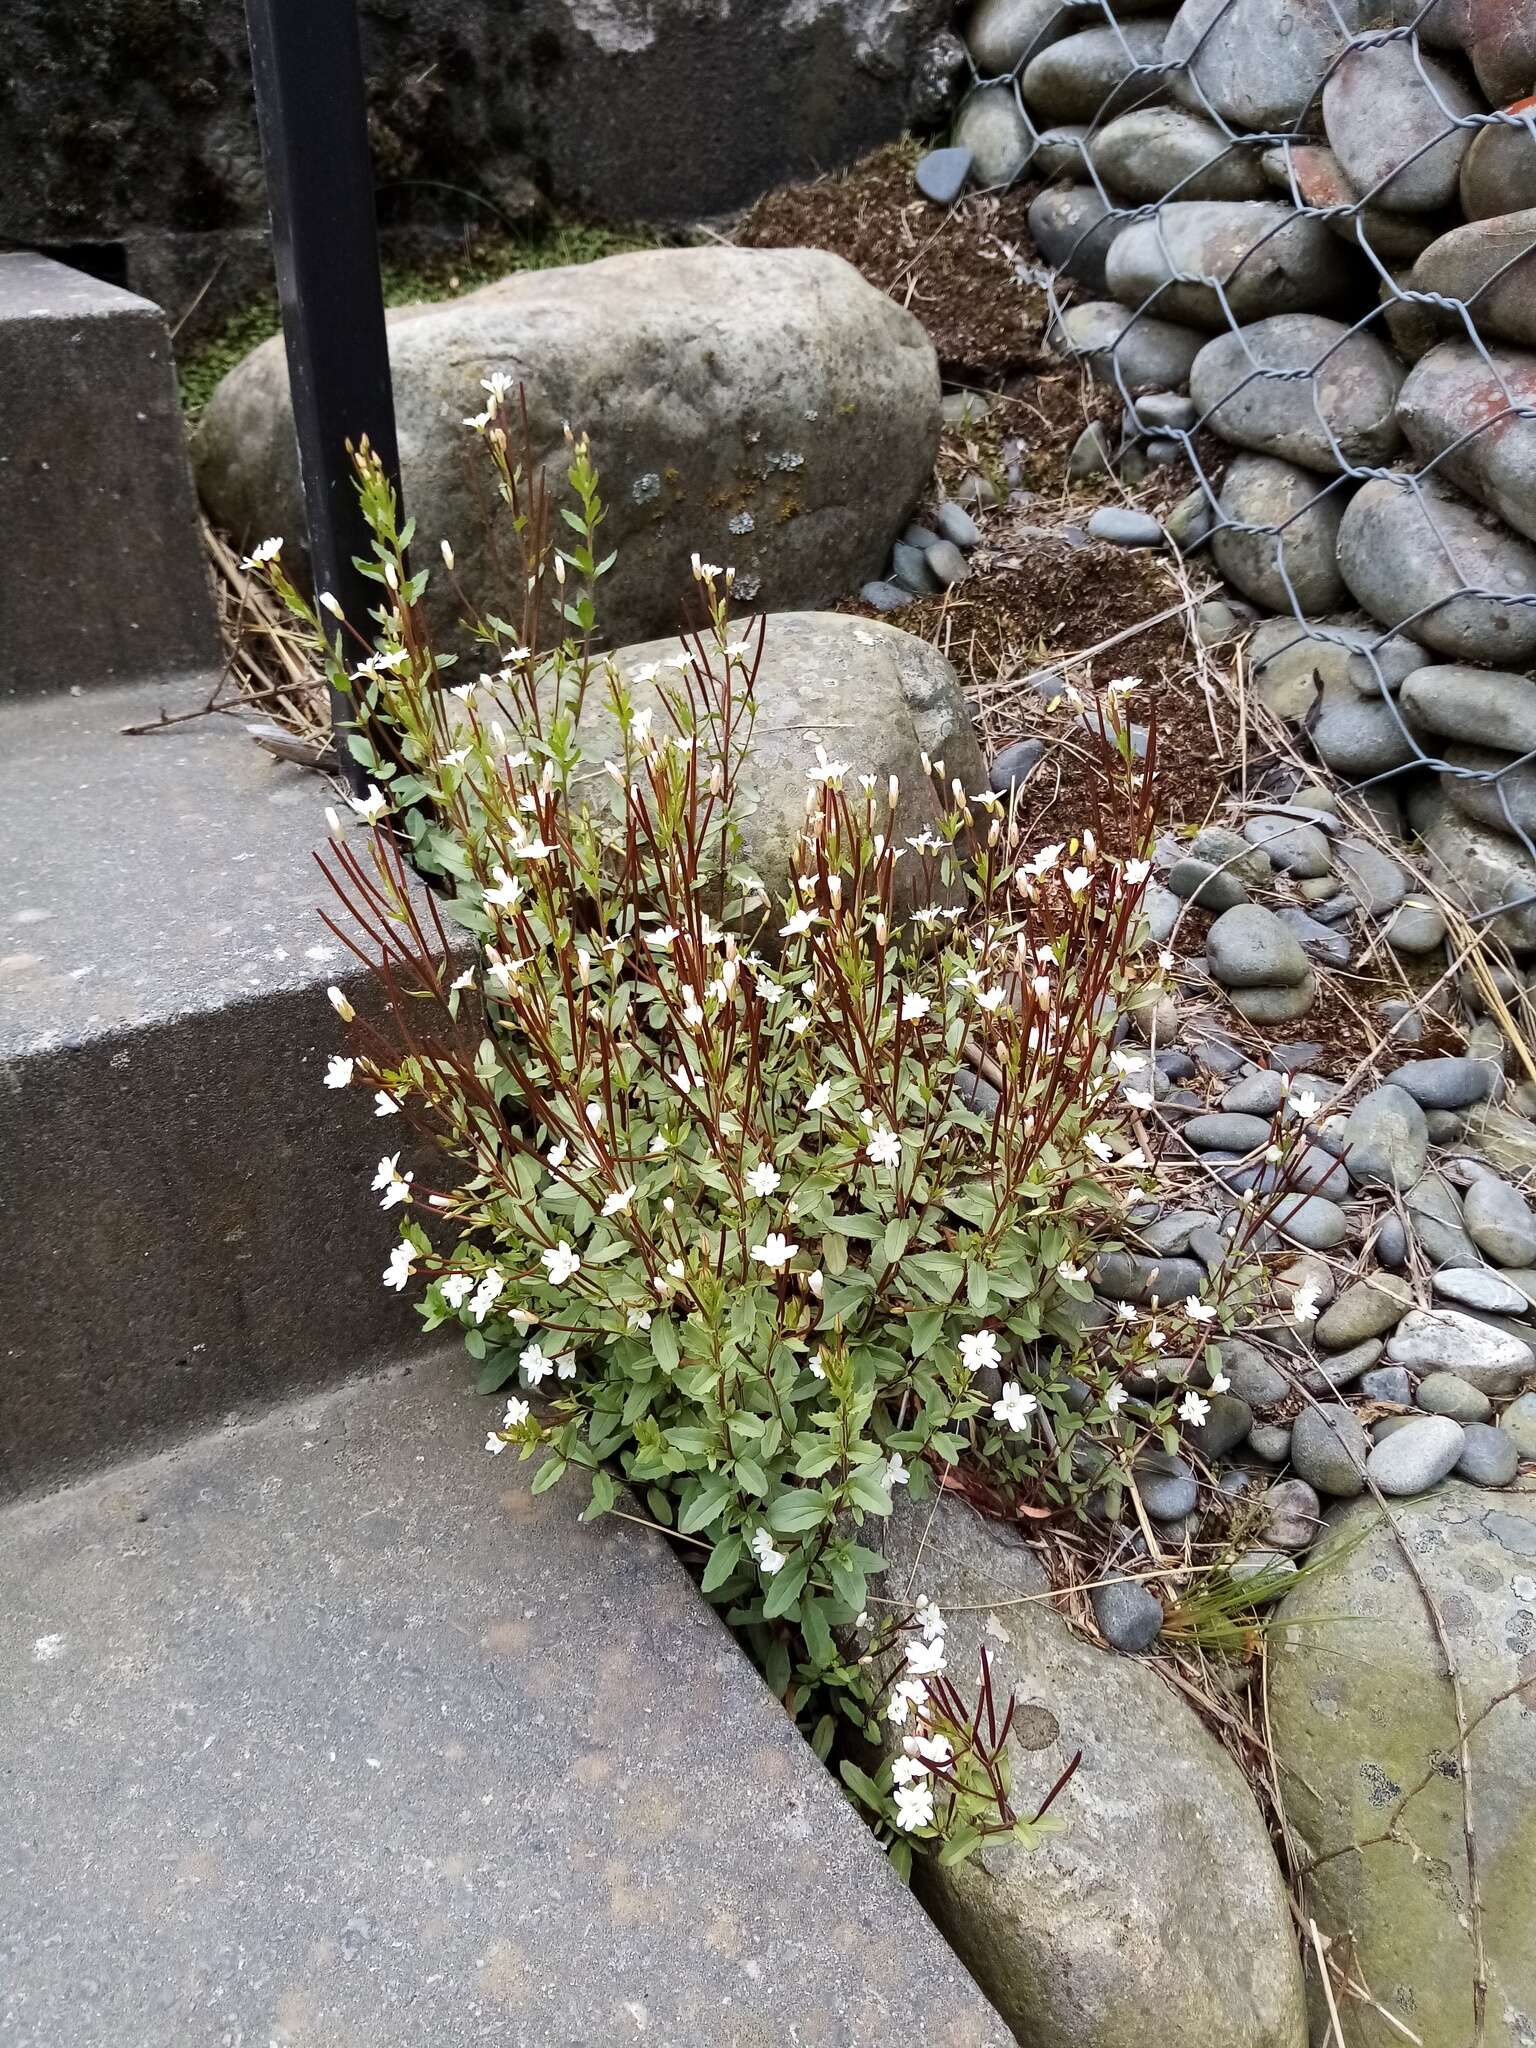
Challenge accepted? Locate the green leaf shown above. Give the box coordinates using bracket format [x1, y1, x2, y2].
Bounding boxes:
[531, 1456, 567, 1494]
[651, 1318, 680, 1373]
[580, 1468, 618, 1522]
[765, 1487, 826, 1535]
[761, 1557, 808, 1620]
[845, 1467, 893, 1516]
[838, 1760, 886, 1814]
[701, 1531, 744, 1593]
[800, 1597, 834, 1669]
[678, 1472, 733, 1535]
[475, 1349, 520, 1393]
[883, 1217, 912, 1265]
[907, 1309, 945, 1360]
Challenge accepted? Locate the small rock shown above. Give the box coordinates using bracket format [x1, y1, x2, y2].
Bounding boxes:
[1089, 1576, 1165, 1652]
[1022, 22, 1169, 122]
[1406, 1174, 1483, 1270]
[1365, 1414, 1465, 1496]
[1336, 1083, 1429, 1190]
[1228, 975, 1318, 1025]
[924, 539, 971, 588]
[1265, 1194, 1349, 1251]
[1275, 907, 1351, 969]
[1182, 1112, 1271, 1153]
[989, 737, 1045, 796]
[1262, 1477, 1322, 1553]
[1167, 857, 1248, 912]
[1376, 1214, 1409, 1267]
[1206, 904, 1311, 990]
[861, 580, 914, 613]
[915, 146, 973, 206]
[1216, 1337, 1290, 1410]
[1498, 1390, 1536, 1457]
[1304, 1339, 1384, 1397]
[1087, 507, 1166, 549]
[1190, 313, 1404, 473]
[953, 472, 999, 510]
[1388, 1056, 1500, 1111]
[891, 540, 939, 595]
[1456, 1421, 1520, 1487]
[1211, 452, 1350, 613]
[1050, 299, 1206, 395]
[1135, 1451, 1200, 1522]
[1464, 1176, 1536, 1268]
[1416, 1372, 1493, 1424]
[1386, 1308, 1531, 1394]
[1191, 825, 1273, 886]
[1291, 1403, 1370, 1498]
[1243, 814, 1332, 878]
[1068, 422, 1115, 480]
[1093, 1252, 1207, 1307]
[1105, 200, 1354, 329]
[1360, 1365, 1413, 1405]
[1167, 489, 1216, 552]
[1385, 897, 1447, 956]
[1136, 392, 1198, 433]
[935, 501, 982, 550]
[1337, 474, 1536, 668]
[955, 1066, 1001, 1119]
[953, 85, 1038, 188]
[1333, 838, 1407, 915]
[1315, 1274, 1413, 1351]
[1028, 184, 1119, 291]
[1230, 1549, 1299, 1591]
[1311, 676, 1420, 778]
[1187, 1393, 1255, 1461]
[1248, 1422, 1293, 1462]
[1222, 1071, 1286, 1116]
[1433, 1267, 1532, 1316]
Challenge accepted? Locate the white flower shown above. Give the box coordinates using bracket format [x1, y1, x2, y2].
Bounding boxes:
[993, 1382, 1038, 1430]
[671, 1063, 700, 1094]
[1111, 1050, 1147, 1076]
[1123, 858, 1151, 884]
[541, 1240, 582, 1287]
[646, 924, 681, 950]
[975, 986, 1007, 1013]
[469, 1270, 504, 1323]
[1028, 842, 1065, 876]
[808, 1270, 824, 1298]
[779, 907, 818, 939]
[383, 1241, 416, 1292]
[520, 1344, 553, 1387]
[327, 986, 355, 1022]
[914, 1595, 945, 1642]
[374, 1090, 401, 1118]
[1288, 1089, 1321, 1121]
[886, 1453, 910, 1488]
[751, 1232, 798, 1272]
[1184, 1295, 1216, 1324]
[910, 1730, 953, 1767]
[484, 867, 524, 910]
[1291, 1278, 1322, 1325]
[1120, 1147, 1149, 1171]
[1178, 1390, 1210, 1427]
[350, 786, 389, 824]
[1060, 1262, 1088, 1283]
[372, 1152, 401, 1192]
[893, 1779, 936, 1833]
[900, 991, 931, 1022]
[484, 1431, 507, 1456]
[546, 1138, 570, 1170]
[1124, 1087, 1155, 1112]
[1145, 1322, 1166, 1349]
[450, 967, 475, 991]
[1084, 1131, 1114, 1163]
[751, 1527, 786, 1575]
[755, 976, 785, 1003]
[784, 1012, 810, 1036]
[379, 1167, 413, 1211]
[885, 1677, 927, 1728]
[1208, 1369, 1231, 1393]
[503, 1396, 531, 1428]
[904, 1635, 947, 1678]
[439, 1272, 474, 1309]
[1115, 1301, 1138, 1324]
[324, 1055, 354, 1089]
[808, 744, 852, 785]
[805, 1079, 832, 1114]
[1063, 865, 1091, 897]
[241, 536, 283, 568]
[959, 1330, 1002, 1375]
[1104, 1383, 1128, 1412]
[746, 1162, 781, 1199]
[601, 1184, 637, 1217]
[557, 1352, 578, 1380]
[865, 1127, 901, 1170]
[666, 1258, 686, 1281]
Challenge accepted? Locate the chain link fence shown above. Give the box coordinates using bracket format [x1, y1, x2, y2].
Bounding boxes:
[947, 0, 1536, 936]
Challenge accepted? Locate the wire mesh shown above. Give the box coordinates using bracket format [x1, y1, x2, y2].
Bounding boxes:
[951, 0, 1536, 933]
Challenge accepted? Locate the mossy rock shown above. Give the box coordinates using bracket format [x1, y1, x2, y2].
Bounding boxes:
[1269, 1479, 1536, 2047]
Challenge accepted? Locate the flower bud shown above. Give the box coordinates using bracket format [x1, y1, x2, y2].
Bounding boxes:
[319, 591, 344, 619]
[440, 539, 455, 571]
[327, 986, 355, 1022]
[808, 1270, 824, 1298]
[325, 806, 343, 838]
[888, 774, 899, 808]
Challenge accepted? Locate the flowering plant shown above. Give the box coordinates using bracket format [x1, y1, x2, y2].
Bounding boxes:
[245, 395, 1270, 1847]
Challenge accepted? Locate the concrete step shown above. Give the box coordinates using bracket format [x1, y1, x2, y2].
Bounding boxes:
[1, 676, 430, 1500]
[0, 1358, 1009, 2047]
[0, 252, 218, 698]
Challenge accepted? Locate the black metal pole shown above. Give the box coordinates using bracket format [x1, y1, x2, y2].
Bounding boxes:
[244, 0, 401, 797]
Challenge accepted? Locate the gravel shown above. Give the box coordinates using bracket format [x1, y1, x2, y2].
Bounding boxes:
[1455, 1422, 1520, 1487]
[1089, 1577, 1165, 1652]
[1291, 1404, 1371, 1498]
[1261, 1478, 1322, 1553]
[1087, 506, 1166, 548]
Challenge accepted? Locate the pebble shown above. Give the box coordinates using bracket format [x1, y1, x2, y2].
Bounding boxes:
[1087, 506, 1166, 549]
[1456, 1421, 1520, 1488]
[1499, 1391, 1536, 1458]
[1143, 881, 1181, 944]
[1337, 474, 1536, 668]
[924, 539, 971, 588]
[1416, 1372, 1493, 1424]
[1215, 1337, 1289, 1410]
[953, 84, 1038, 188]
[1167, 858, 1248, 912]
[1366, 1414, 1466, 1495]
[1134, 1451, 1200, 1522]
[1385, 1056, 1500, 1111]
[1089, 1576, 1165, 1652]
[1304, 1339, 1384, 1396]
[1243, 814, 1332, 879]
[1315, 1274, 1413, 1351]
[1247, 1422, 1293, 1462]
[1068, 422, 1115, 480]
[1292, 1403, 1371, 1499]
[1372, 1414, 1419, 1443]
[965, 0, 1074, 73]
[1230, 1549, 1299, 1592]
[989, 737, 1045, 796]
[1386, 1308, 1531, 1394]
[1275, 907, 1351, 969]
[1461, 119, 1536, 223]
[1105, 201, 1354, 329]
[1385, 897, 1447, 956]
[1333, 838, 1407, 915]
[1167, 489, 1216, 552]
[861, 580, 913, 613]
[1405, 1174, 1482, 1270]
[1360, 1365, 1413, 1405]
[1093, 1252, 1207, 1306]
[1211, 453, 1350, 614]
[1376, 1214, 1409, 1267]
[1022, 22, 1169, 122]
[1050, 299, 1206, 395]
[935, 501, 982, 550]
[1206, 904, 1311, 990]
[891, 540, 939, 595]
[1228, 975, 1319, 1025]
[1033, 125, 1094, 179]
[1136, 392, 1198, 433]
[1222, 1071, 1286, 1117]
[1190, 313, 1404, 473]
[1425, 1108, 1466, 1145]
[1262, 1477, 1322, 1553]
[955, 1066, 1001, 1119]
[1264, 1194, 1349, 1251]
[1336, 1084, 1429, 1190]
[914, 146, 973, 206]
[1192, 825, 1273, 886]
[1311, 678, 1420, 778]
[1182, 1112, 1271, 1153]
[1092, 106, 1269, 203]
[1187, 1393, 1255, 1461]
[1432, 1267, 1532, 1317]
[953, 472, 999, 510]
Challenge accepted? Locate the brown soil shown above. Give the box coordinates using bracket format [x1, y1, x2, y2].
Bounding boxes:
[737, 143, 1055, 380]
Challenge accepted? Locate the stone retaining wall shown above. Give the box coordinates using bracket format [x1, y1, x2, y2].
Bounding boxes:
[949, 0, 1536, 945]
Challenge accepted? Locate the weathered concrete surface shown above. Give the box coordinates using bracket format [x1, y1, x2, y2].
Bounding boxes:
[0, 680, 444, 1496]
[0, 1362, 1009, 2048]
[0, 253, 217, 695]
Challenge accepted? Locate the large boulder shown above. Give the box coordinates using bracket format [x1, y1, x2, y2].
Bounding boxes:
[587, 612, 984, 922]
[877, 1496, 1308, 2048]
[1269, 1481, 1536, 2048]
[1105, 202, 1356, 329]
[1190, 314, 1404, 473]
[1336, 475, 1536, 667]
[1322, 39, 1482, 215]
[1398, 341, 1536, 548]
[194, 247, 940, 650]
[1164, 0, 1367, 130]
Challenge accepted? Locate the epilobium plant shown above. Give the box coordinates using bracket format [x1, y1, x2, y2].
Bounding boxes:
[246, 393, 1263, 1814]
